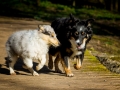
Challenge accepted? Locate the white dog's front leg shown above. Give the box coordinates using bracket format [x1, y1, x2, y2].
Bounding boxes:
[23, 58, 39, 76]
[36, 55, 46, 71]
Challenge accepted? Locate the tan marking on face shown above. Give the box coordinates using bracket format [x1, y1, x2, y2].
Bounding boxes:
[84, 38, 87, 44]
[79, 38, 87, 49]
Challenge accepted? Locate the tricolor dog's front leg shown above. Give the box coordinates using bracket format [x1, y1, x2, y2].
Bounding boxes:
[61, 56, 74, 77]
[74, 54, 84, 70]
[48, 52, 62, 73]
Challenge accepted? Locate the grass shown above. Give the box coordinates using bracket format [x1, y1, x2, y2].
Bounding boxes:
[92, 35, 120, 56]
[83, 50, 109, 72]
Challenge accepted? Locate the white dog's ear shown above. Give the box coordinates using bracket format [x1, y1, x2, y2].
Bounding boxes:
[38, 25, 45, 32]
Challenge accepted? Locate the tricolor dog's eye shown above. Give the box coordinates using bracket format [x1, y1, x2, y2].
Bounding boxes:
[81, 31, 85, 35]
[75, 31, 79, 36]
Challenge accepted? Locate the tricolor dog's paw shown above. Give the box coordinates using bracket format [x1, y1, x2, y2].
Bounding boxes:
[74, 64, 81, 70]
[66, 73, 74, 77]
[65, 69, 74, 77]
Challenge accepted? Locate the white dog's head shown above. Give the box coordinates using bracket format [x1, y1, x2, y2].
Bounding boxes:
[38, 25, 60, 47]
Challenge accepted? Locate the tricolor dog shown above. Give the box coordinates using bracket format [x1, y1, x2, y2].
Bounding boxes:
[48, 14, 94, 77]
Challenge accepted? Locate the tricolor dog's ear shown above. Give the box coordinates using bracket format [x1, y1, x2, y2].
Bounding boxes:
[85, 19, 95, 27]
[79, 20, 86, 25]
[69, 13, 75, 21]
[38, 25, 45, 33]
[69, 13, 76, 23]
[69, 13, 80, 26]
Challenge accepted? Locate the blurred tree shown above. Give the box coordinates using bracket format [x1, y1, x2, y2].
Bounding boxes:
[104, 0, 120, 12]
[75, 0, 105, 8]
[72, 0, 75, 6]
[36, 0, 40, 7]
[118, 0, 120, 12]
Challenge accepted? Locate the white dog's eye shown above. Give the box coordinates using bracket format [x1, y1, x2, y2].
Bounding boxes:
[51, 34, 54, 37]
[50, 33, 55, 38]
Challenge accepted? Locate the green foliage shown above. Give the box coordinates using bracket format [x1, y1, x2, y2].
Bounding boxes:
[1, 0, 120, 20]
[92, 35, 120, 56]
[84, 50, 108, 72]
[33, 1, 120, 20]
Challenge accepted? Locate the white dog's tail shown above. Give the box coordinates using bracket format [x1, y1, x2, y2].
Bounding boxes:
[5, 38, 13, 65]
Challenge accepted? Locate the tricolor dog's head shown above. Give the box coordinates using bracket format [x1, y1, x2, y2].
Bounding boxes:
[67, 18, 94, 52]
[38, 25, 60, 47]
[75, 19, 94, 50]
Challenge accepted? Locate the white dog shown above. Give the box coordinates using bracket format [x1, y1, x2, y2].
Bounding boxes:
[5, 25, 60, 76]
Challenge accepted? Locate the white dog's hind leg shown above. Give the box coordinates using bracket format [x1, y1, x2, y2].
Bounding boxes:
[9, 56, 18, 75]
[36, 55, 46, 71]
[23, 58, 39, 76]
[22, 65, 28, 69]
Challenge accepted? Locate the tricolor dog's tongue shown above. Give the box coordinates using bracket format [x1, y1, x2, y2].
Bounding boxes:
[77, 45, 81, 50]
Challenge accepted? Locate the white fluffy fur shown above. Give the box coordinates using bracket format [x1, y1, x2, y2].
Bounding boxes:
[6, 25, 59, 76]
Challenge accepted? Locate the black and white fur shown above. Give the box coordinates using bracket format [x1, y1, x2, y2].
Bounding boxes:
[48, 14, 94, 77]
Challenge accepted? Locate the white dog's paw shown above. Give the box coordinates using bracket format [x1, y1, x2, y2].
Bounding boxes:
[10, 72, 16, 75]
[10, 69, 16, 75]
[33, 71, 39, 76]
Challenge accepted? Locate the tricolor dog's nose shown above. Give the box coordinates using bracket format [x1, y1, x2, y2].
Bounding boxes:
[77, 42, 80, 46]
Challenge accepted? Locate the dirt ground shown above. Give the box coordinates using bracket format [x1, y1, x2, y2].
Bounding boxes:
[0, 16, 120, 90]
